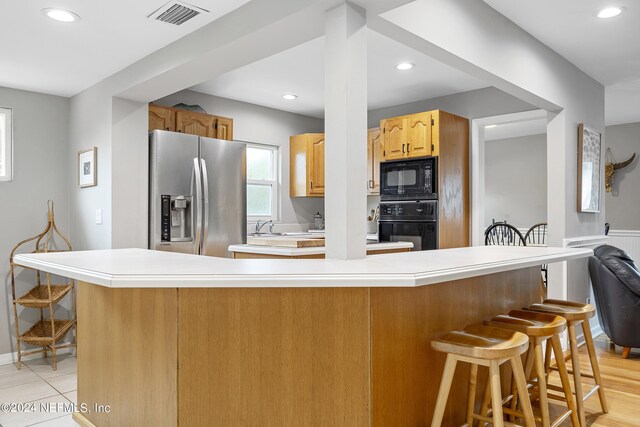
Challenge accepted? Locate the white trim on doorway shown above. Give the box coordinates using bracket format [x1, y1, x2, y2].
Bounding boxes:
[470, 109, 548, 245]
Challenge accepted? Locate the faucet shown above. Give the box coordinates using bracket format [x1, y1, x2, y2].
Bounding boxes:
[255, 220, 273, 235]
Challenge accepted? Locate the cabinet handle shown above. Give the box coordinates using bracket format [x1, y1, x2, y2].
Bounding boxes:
[402, 144, 405, 153]
[407, 144, 410, 153]
[310, 181, 313, 189]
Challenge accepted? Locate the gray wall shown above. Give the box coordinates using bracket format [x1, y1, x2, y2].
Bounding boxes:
[155, 90, 325, 230]
[0, 87, 70, 357]
[485, 134, 547, 229]
[604, 122, 640, 230]
[368, 87, 535, 129]
[366, 86, 537, 213]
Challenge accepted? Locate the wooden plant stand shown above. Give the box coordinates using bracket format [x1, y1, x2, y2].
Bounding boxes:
[10, 201, 77, 370]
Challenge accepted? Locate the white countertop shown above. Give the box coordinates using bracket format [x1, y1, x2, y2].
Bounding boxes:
[13, 246, 592, 289]
[228, 241, 412, 256]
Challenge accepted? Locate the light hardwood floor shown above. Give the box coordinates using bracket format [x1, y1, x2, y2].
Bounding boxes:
[547, 336, 640, 426]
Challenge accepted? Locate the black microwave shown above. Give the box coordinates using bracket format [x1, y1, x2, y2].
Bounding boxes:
[380, 157, 437, 201]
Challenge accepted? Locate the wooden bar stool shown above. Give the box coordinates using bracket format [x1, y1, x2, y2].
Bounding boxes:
[431, 324, 535, 427]
[484, 310, 580, 427]
[525, 299, 608, 427]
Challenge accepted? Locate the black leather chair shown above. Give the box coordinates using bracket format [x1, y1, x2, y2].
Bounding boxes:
[589, 245, 640, 358]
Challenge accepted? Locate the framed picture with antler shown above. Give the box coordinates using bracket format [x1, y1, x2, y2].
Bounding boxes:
[577, 124, 601, 213]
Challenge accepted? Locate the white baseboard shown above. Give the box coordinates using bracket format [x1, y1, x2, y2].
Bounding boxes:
[0, 343, 74, 366]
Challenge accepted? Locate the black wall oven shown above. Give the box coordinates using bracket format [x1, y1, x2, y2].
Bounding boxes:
[378, 200, 438, 251]
[380, 157, 437, 201]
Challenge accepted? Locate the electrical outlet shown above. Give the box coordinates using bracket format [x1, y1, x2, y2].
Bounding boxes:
[96, 209, 103, 225]
[586, 297, 591, 304]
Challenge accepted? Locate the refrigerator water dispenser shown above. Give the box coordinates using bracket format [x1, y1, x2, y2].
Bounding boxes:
[160, 195, 193, 243]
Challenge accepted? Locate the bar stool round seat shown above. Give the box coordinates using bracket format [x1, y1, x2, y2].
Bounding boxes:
[431, 324, 529, 359]
[430, 324, 535, 427]
[527, 299, 596, 322]
[485, 310, 580, 427]
[525, 299, 608, 427]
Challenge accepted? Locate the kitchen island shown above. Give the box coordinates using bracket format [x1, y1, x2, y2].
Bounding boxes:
[229, 240, 413, 258]
[15, 246, 592, 427]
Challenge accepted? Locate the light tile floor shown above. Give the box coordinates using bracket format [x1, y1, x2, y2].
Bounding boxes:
[0, 355, 78, 427]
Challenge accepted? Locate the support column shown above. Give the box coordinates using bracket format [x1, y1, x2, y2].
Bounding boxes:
[546, 110, 568, 301]
[324, 2, 368, 260]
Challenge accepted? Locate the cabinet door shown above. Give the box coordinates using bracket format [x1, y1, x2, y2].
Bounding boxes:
[382, 118, 406, 160]
[176, 111, 215, 137]
[368, 128, 382, 195]
[307, 134, 325, 196]
[406, 112, 432, 158]
[149, 105, 175, 132]
[290, 135, 308, 197]
[215, 116, 234, 141]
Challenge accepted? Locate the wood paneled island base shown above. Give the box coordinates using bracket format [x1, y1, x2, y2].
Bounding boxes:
[73, 267, 541, 426]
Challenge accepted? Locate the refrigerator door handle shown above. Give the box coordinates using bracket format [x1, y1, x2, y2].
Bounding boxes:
[192, 158, 203, 254]
[200, 158, 210, 256]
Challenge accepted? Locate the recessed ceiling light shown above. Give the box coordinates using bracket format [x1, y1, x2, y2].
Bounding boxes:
[395, 62, 415, 71]
[485, 124, 498, 129]
[595, 6, 624, 18]
[282, 94, 298, 100]
[42, 8, 81, 23]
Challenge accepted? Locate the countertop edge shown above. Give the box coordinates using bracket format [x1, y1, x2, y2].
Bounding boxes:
[13, 247, 593, 289]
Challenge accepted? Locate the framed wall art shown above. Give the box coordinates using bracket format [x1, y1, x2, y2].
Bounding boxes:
[78, 147, 97, 188]
[577, 124, 601, 213]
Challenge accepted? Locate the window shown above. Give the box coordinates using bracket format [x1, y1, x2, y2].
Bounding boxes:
[0, 107, 12, 182]
[246, 143, 279, 220]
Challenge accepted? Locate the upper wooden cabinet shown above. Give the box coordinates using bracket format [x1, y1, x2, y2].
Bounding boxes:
[215, 116, 234, 141]
[381, 111, 438, 160]
[406, 112, 433, 157]
[176, 110, 215, 137]
[367, 128, 383, 195]
[290, 133, 325, 197]
[148, 104, 233, 141]
[381, 118, 406, 160]
[149, 105, 175, 132]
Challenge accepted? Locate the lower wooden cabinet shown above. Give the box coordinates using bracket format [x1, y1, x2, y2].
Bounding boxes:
[148, 104, 234, 141]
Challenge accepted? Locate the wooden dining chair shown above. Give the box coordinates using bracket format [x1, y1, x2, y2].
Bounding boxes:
[525, 223, 548, 287]
[484, 223, 526, 246]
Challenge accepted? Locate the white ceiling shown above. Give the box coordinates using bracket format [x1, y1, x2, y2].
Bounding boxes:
[0, 0, 250, 97]
[190, 30, 489, 118]
[483, 0, 640, 125]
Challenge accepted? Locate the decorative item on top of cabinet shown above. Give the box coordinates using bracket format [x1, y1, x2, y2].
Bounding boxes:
[10, 200, 76, 371]
[290, 133, 325, 197]
[147, 104, 234, 141]
[367, 128, 383, 195]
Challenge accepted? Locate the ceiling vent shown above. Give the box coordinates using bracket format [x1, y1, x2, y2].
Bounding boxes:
[148, 1, 209, 25]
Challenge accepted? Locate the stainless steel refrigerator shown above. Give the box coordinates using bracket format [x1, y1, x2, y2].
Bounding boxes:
[149, 130, 246, 257]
